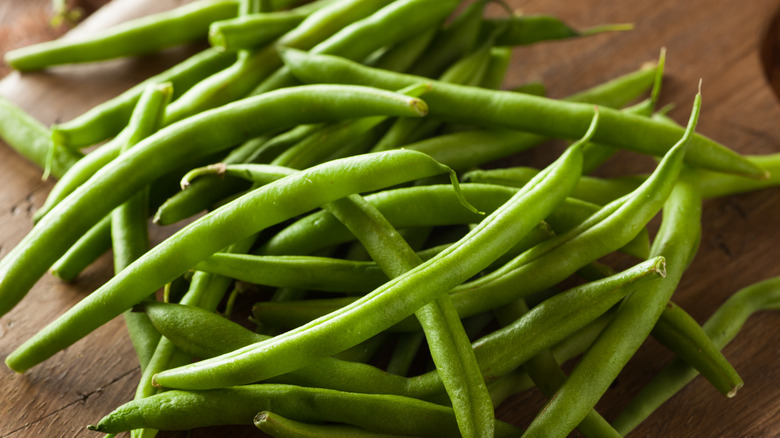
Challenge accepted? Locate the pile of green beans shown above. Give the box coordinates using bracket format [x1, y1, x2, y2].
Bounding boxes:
[1, 1, 779, 437]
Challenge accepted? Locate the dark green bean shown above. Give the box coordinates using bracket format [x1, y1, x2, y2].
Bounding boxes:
[5, 0, 240, 72]
[613, 276, 780, 434]
[282, 49, 763, 178]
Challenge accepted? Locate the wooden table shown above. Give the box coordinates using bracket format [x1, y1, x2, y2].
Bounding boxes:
[1, 1, 779, 436]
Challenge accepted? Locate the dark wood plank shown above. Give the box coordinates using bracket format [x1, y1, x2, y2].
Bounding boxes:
[1, 1, 779, 437]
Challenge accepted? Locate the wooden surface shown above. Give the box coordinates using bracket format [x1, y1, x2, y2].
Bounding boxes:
[1, 0, 780, 437]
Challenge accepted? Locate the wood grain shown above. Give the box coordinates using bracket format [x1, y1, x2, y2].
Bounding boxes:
[1, 1, 779, 437]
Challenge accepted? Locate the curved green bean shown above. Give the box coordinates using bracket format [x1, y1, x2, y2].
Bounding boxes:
[5, 149, 455, 372]
[613, 276, 780, 434]
[0, 85, 427, 323]
[5, 0, 240, 72]
[151, 124, 588, 389]
[521, 172, 703, 438]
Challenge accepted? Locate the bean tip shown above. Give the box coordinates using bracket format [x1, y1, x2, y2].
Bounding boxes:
[727, 382, 743, 398]
[151, 374, 162, 388]
[86, 425, 100, 431]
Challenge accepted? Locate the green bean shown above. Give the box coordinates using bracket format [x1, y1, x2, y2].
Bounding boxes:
[0, 96, 82, 178]
[88, 384, 522, 436]
[369, 28, 437, 73]
[480, 46, 512, 90]
[151, 123, 589, 390]
[195, 253, 389, 293]
[5, 0, 240, 72]
[471, 257, 666, 380]
[5, 149, 454, 372]
[464, 166, 645, 206]
[613, 276, 780, 434]
[322, 193, 495, 438]
[259, 183, 647, 260]
[494, 300, 621, 438]
[110, 83, 172, 373]
[693, 153, 780, 198]
[282, 49, 763, 178]
[49, 215, 112, 281]
[254, 411, 410, 438]
[250, 0, 460, 95]
[407, 0, 486, 78]
[371, 30, 498, 153]
[273, 83, 430, 169]
[164, 0, 395, 124]
[442, 91, 700, 319]
[483, 14, 632, 47]
[520, 172, 703, 438]
[0, 85, 427, 323]
[209, 0, 335, 51]
[51, 47, 236, 149]
[143, 267, 639, 402]
[651, 301, 743, 397]
[386, 332, 425, 376]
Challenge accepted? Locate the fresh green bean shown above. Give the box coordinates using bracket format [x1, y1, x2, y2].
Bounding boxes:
[386, 332, 425, 376]
[164, 0, 395, 124]
[442, 91, 700, 319]
[520, 172, 703, 438]
[5, 149, 456, 372]
[613, 276, 780, 434]
[250, 0, 460, 94]
[369, 28, 437, 73]
[483, 14, 632, 47]
[209, 0, 335, 51]
[651, 301, 743, 397]
[480, 46, 512, 90]
[49, 215, 112, 281]
[89, 384, 522, 436]
[110, 83, 173, 374]
[259, 183, 648, 260]
[282, 49, 763, 178]
[51, 48, 236, 149]
[0, 85, 428, 323]
[254, 411, 410, 438]
[0, 95, 82, 179]
[494, 300, 621, 438]
[463, 166, 644, 206]
[194, 253, 390, 293]
[5, 0, 240, 72]
[407, 0, 485, 78]
[322, 193, 495, 438]
[151, 123, 589, 390]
